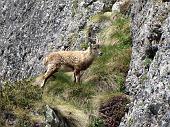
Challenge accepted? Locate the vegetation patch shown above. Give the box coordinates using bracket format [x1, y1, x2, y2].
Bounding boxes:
[44, 71, 96, 112]
[0, 80, 42, 110]
[99, 94, 129, 126]
[90, 12, 112, 23]
[0, 80, 44, 126]
[99, 13, 131, 45]
[71, 0, 79, 17]
[0, 11, 132, 127]
[89, 117, 104, 127]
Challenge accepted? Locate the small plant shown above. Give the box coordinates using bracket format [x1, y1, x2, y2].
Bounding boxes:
[90, 12, 112, 23]
[144, 58, 152, 66]
[90, 117, 104, 127]
[140, 74, 148, 83]
[80, 42, 89, 50]
[67, 33, 78, 45]
[128, 117, 134, 126]
[18, 115, 33, 127]
[114, 74, 125, 92]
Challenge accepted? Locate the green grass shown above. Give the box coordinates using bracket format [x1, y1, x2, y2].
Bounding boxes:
[90, 12, 112, 23]
[111, 15, 131, 43]
[44, 71, 96, 112]
[43, 12, 131, 126]
[80, 42, 89, 50]
[0, 80, 44, 126]
[84, 13, 131, 93]
[45, 41, 131, 111]
[43, 27, 131, 126]
[84, 43, 131, 92]
[89, 117, 104, 127]
[0, 80, 42, 111]
[0, 12, 132, 127]
[144, 58, 152, 67]
[98, 13, 131, 45]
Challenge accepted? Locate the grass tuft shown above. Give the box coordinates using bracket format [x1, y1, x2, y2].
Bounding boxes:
[0, 79, 44, 126]
[0, 80, 42, 111]
[90, 12, 112, 23]
[98, 13, 131, 45]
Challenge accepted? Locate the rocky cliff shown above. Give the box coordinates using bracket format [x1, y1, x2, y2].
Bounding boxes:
[120, 0, 170, 127]
[1, 0, 170, 127]
[0, 0, 116, 83]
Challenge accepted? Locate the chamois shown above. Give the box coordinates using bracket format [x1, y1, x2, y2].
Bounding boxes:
[38, 43, 102, 88]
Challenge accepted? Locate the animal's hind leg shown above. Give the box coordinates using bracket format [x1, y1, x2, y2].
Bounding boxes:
[77, 71, 81, 83]
[41, 64, 59, 87]
[73, 70, 77, 83]
[74, 70, 81, 83]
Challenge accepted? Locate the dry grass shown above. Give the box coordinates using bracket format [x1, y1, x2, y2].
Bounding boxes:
[42, 94, 89, 127]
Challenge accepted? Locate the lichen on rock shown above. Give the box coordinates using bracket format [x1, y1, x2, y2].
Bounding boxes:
[119, 1, 170, 127]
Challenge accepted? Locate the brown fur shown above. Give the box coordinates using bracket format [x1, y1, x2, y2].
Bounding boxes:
[38, 44, 101, 87]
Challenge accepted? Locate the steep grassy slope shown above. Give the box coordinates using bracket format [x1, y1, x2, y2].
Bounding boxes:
[0, 12, 131, 127]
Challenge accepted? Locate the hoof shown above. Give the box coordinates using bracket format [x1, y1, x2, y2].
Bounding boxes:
[40, 80, 45, 88]
[34, 75, 45, 88]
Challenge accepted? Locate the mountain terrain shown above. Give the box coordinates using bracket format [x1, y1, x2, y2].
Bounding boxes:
[0, 0, 170, 127]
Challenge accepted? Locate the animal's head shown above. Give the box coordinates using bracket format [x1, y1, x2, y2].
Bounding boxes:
[89, 43, 102, 56]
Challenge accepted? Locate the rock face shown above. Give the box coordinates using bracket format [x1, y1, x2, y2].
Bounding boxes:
[120, 1, 170, 127]
[45, 105, 69, 127]
[0, 0, 110, 84]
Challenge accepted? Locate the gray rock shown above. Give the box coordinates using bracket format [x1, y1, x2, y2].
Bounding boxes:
[112, 1, 124, 12]
[120, 1, 170, 127]
[45, 105, 69, 127]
